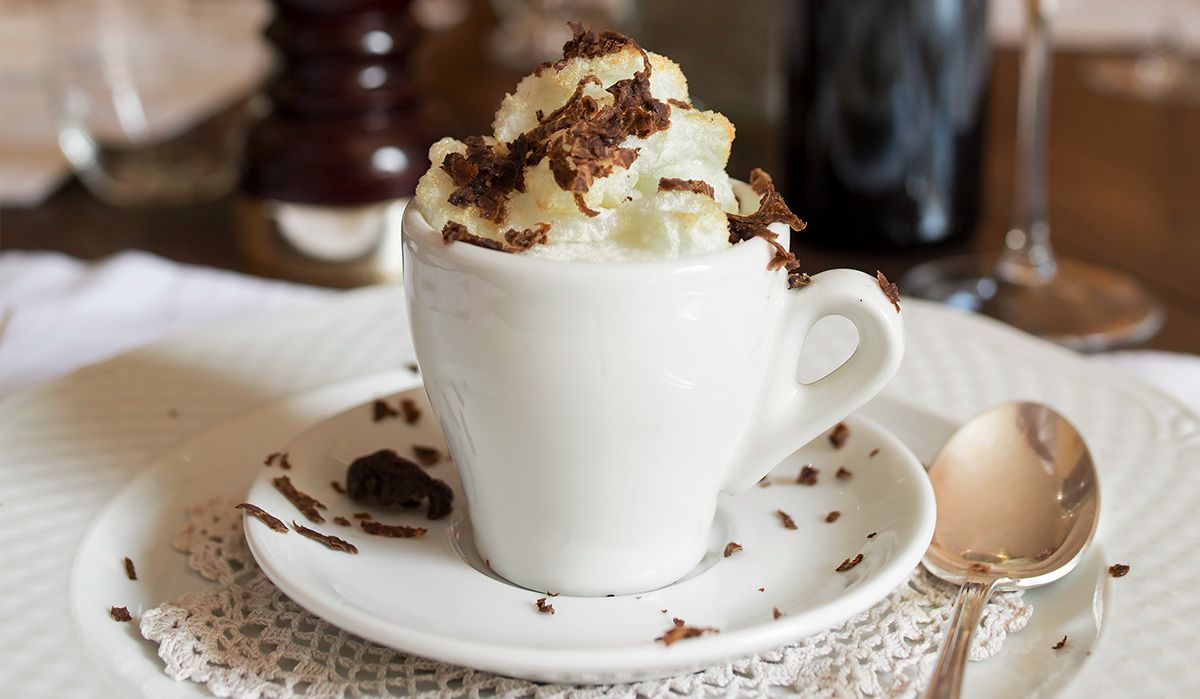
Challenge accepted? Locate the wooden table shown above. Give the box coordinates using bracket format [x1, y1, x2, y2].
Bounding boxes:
[3, 48, 1197, 353]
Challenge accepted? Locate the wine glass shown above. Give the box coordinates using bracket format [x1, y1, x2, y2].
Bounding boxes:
[903, 0, 1164, 352]
[45, 0, 269, 206]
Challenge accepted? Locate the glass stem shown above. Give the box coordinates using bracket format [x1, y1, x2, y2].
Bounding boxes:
[997, 0, 1057, 286]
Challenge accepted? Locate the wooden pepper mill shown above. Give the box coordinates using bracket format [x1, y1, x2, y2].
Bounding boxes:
[238, 0, 432, 286]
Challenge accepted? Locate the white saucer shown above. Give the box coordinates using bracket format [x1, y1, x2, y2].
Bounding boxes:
[241, 382, 936, 683]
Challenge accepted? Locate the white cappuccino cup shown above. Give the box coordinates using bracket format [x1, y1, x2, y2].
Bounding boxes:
[402, 183, 904, 596]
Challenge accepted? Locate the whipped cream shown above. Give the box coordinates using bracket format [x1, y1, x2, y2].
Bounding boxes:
[414, 24, 801, 264]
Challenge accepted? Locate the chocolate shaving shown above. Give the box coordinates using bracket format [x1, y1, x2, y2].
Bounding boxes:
[372, 399, 399, 421]
[773, 607, 785, 619]
[572, 192, 602, 217]
[346, 449, 453, 519]
[876, 271, 901, 313]
[400, 399, 421, 425]
[360, 520, 427, 538]
[757, 587, 765, 592]
[544, 66, 667, 216]
[723, 541, 743, 558]
[441, 136, 529, 224]
[236, 502, 289, 533]
[727, 168, 804, 251]
[542, 22, 635, 74]
[264, 451, 282, 467]
[292, 521, 358, 554]
[869, 448, 880, 458]
[830, 422, 850, 449]
[280, 453, 293, 470]
[835, 466, 853, 480]
[657, 625, 717, 646]
[352, 512, 373, 520]
[412, 445, 441, 466]
[726, 168, 808, 281]
[331, 481, 347, 495]
[825, 511, 841, 523]
[672, 617, 685, 627]
[502, 223, 551, 252]
[406, 362, 420, 374]
[796, 465, 819, 486]
[777, 509, 797, 530]
[867, 532, 877, 539]
[1033, 547, 1057, 562]
[333, 516, 351, 526]
[446, 220, 552, 254]
[1108, 563, 1130, 578]
[109, 606, 132, 622]
[658, 178, 715, 199]
[763, 233, 801, 272]
[442, 220, 507, 251]
[666, 98, 692, 110]
[968, 562, 992, 574]
[535, 597, 556, 614]
[441, 25, 672, 222]
[123, 557, 137, 581]
[1052, 635, 1068, 650]
[272, 475, 327, 523]
[836, 553, 864, 572]
[787, 272, 812, 289]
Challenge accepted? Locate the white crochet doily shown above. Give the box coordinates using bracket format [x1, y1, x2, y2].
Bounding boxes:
[140, 500, 1031, 698]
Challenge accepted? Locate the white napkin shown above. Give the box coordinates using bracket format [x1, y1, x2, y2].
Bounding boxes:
[2, 250, 1198, 416]
[0, 251, 334, 395]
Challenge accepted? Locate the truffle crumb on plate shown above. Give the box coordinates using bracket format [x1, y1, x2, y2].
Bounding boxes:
[829, 422, 850, 449]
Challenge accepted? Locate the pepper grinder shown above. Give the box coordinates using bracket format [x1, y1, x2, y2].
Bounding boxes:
[238, 0, 432, 286]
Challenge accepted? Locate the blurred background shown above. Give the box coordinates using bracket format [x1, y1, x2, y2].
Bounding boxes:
[1, 0, 1198, 394]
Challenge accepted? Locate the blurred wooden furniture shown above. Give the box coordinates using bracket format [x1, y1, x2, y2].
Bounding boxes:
[2, 46, 1197, 353]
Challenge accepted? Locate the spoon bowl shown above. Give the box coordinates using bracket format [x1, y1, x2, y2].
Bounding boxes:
[922, 402, 1100, 699]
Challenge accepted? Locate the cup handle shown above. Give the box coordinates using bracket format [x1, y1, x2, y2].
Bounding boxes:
[723, 269, 905, 493]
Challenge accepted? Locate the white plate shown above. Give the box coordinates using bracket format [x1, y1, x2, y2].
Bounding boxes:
[240, 384, 935, 684]
[5, 288, 1197, 698]
[68, 372, 424, 699]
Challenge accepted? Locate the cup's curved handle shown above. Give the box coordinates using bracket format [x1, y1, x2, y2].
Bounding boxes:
[723, 269, 905, 493]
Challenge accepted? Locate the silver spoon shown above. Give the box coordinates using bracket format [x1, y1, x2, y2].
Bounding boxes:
[922, 402, 1100, 699]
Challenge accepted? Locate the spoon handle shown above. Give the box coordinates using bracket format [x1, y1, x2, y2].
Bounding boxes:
[924, 580, 996, 699]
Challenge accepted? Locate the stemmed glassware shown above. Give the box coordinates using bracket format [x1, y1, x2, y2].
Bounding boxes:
[45, 0, 268, 206]
[904, 0, 1163, 352]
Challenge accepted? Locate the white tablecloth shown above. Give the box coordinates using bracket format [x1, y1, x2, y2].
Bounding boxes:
[1, 250, 1197, 416]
